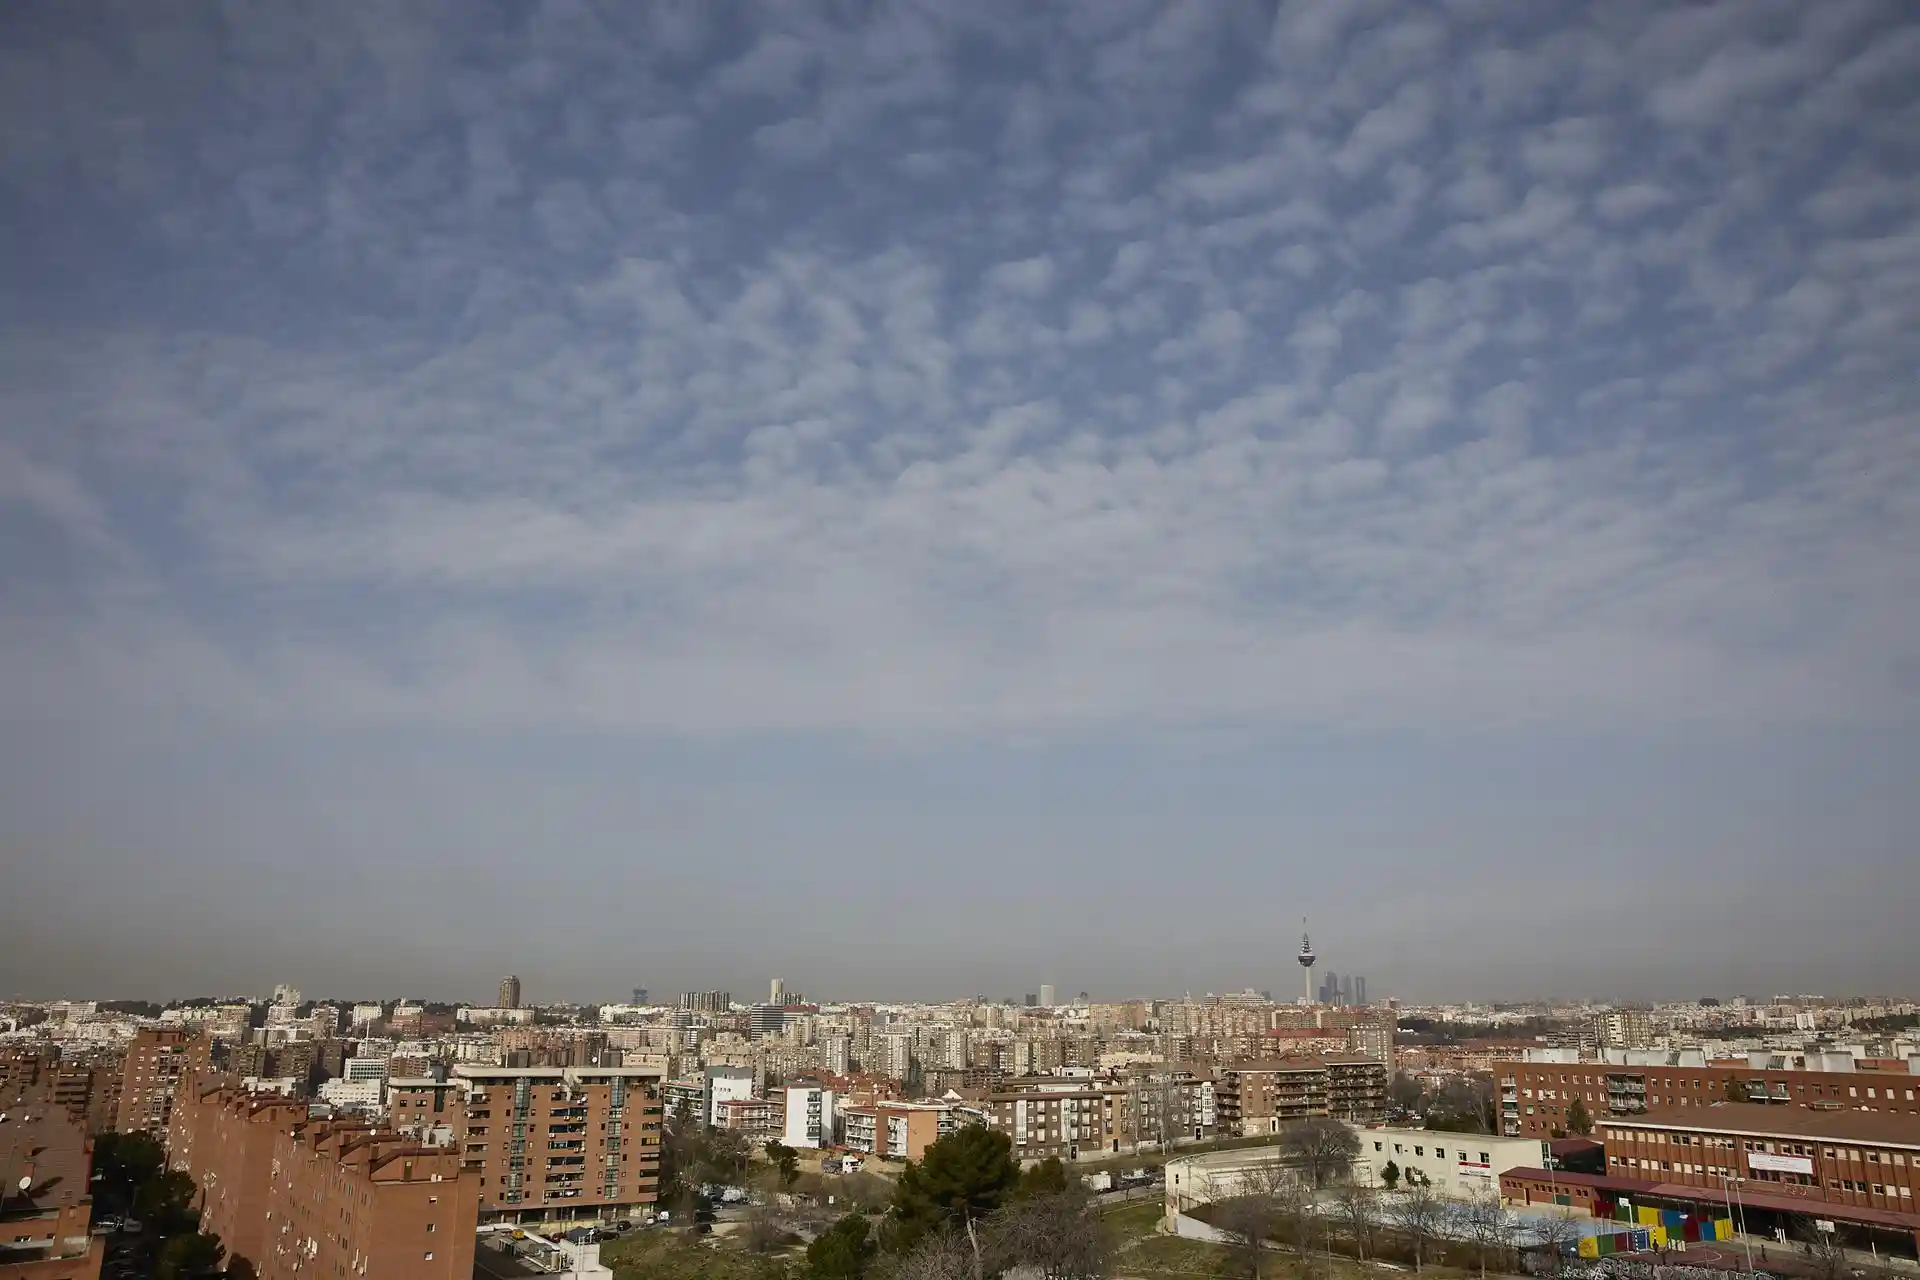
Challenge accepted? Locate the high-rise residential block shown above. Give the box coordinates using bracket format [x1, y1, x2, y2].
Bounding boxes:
[448, 1065, 664, 1223]
[115, 1027, 210, 1134]
[1039, 984, 1057, 1008]
[500, 975, 522, 1010]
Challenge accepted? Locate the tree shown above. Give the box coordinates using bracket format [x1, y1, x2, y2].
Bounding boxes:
[1333, 1181, 1380, 1264]
[1014, 1157, 1070, 1199]
[92, 1130, 166, 1207]
[135, 1170, 201, 1237]
[808, 1213, 877, 1280]
[766, 1140, 802, 1188]
[1565, 1098, 1593, 1137]
[878, 1230, 978, 1280]
[1379, 1160, 1400, 1191]
[1387, 1072, 1426, 1114]
[226, 1259, 259, 1280]
[156, 1231, 225, 1280]
[889, 1126, 1020, 1253]
[1461, 1189, 1515, 1280]
[988, 1193, 1111, 1280]
[1798, 1221, 1849, 1280]
[1213, 1160, 1298, 1280]
[1390, 1182, 1446, 1274]
[1531, 1212, 1584, 1276]
[1278, 1118, 1361, 1190]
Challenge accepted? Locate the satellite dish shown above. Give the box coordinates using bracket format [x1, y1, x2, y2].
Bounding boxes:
[17, 1175, 30, 1192]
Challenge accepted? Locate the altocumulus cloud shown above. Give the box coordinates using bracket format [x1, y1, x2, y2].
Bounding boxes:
[1, 0, 1918, 742]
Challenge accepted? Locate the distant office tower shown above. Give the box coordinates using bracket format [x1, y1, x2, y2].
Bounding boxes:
[272, 983, 302, 1007]
[749, 1004, 787, 1039]
[1354, 976, 1368, 1006]
[631, 987, 649, 1006]
[679, 990, 731, 1013]
[1024, 993, 1038, 1008]
[499, 974, 522, 1009]
[1339, 974, 1353, 1005]
[1039, 984, 1057, 1008]
[770, 978, 786, 1005]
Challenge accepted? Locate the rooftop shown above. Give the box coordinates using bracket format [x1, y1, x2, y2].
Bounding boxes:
[1608, 1104, 1920, 1147]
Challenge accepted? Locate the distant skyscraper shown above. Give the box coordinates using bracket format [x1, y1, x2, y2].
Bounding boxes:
[631, 987, 649, 1006]
[1023, 993, 1038, 1008]
[1339, 974, 1353, 1005]
[499, 975, 521, 1010]
[770, 978, 786, 1005]
[1353, 976, 1367, 1006]
[1039, 984, 1057, 1008]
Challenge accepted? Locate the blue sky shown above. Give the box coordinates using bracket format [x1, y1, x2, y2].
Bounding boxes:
[2, 0, 1916, 1004]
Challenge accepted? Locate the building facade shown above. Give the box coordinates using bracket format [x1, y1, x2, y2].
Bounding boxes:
[165, 1077, 308, 1269]
[448, 1065, 664, 1223]
[782, 1085, 838, 1149]
[116, 1028, 209, 1134]
[499, 976, 522, 1010]
[0, 1103, 104, 1280]
[258, 1122, 479, 1280]
[1214, 1059, 1387, 1135]
[1350, 1125, 1550, 1199]
[1498, 1054, 1920, 1138]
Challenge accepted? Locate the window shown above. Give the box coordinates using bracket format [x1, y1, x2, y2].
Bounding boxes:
[1436, 1149, 1446, 1159]
[425, 1253, 435, 1261]
[1374, 1142, 1383, 1152]
[1480, 1152, 1491, 1164]
[1415, 1146, 1424, 1156]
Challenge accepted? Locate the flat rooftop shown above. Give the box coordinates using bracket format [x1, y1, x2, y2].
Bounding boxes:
[1608, 1104, 1920, 1147]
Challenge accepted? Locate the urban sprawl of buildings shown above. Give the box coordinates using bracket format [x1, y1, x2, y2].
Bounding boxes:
[4, 961, 1919, 1275]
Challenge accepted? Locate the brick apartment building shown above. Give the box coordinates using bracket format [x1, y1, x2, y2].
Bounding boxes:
[714, 1096, 785, 1142]
[1214, 1059, 1389, 1136]
[165, 1075, 481, 1278]
[115, 1029, 210, 1134]
[259, 1122, 477, 1280]
[0, 1048, 123, 1138]
[435, 1066, 665, 1223]
[843, 1102, 971, 1162]
[0, 1102, 104, 1280]
[1497, 1055, 1920, 1137]
[0, 1105, 102, 1274]
[165, 1075, 308, 1268]
[982, 1087, 1122, 1160]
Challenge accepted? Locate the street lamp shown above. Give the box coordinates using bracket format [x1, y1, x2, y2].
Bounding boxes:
[1717, 1169, 1755, 1273]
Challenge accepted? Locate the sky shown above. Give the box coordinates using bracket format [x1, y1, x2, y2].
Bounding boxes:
[2, 0, 1917, 1008]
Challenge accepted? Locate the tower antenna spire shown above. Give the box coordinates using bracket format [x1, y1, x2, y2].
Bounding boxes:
[1296, 917, 1317, 1004]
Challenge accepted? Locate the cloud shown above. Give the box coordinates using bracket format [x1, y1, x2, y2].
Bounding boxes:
[0, 0, 1915, 753]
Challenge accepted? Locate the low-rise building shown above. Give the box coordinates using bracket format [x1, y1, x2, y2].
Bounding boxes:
[1350, 1125, 1550, 1198]
[714, 1096, 784, 1142]
[1214, 1059, 1387, 1135]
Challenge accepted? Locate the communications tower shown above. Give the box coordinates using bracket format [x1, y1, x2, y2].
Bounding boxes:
[1297, 919, 1317, 1004]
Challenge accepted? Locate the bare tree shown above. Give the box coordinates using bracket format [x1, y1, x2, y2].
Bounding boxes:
[741, 1201, 787, 1255]
[1214, 1161, 1299, 1280]
[1461, 1189, 1516, 1280]
[1390, 1182, 1447, 1274]
[1333, 1180, 1380, 1265]
[1530, 1211, 1584, 1276]
[877, 1231, 979, 1280]
[989, 1193, 1112, 1280]
[1797, 1221, 1850, 1280]
[1278, 1119, 1361, 1190]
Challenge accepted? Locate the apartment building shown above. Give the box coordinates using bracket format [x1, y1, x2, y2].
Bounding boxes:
[165, 1077, 308, 1269]
[0, 1103, 104, 1280]
[1214, 1059, 1388, 1136]
[0, 1048, 123, 1137]
[714, 1096, 784, 1142]
[983, 1087, 1123, 1160]
[449, 1065, 664, 1223]
[842, 1102, 970, 1162]
[116, 1028, 210, 1134]
[259, 1122, 479, 1280]
[782, 1084, 838, 1149]
[1497, 1052, 1920, 1137]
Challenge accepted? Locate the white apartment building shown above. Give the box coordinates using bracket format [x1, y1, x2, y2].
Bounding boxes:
[707, 1066, 756, 1125]
[783, 1085, 838, 1149]
[343, 1056, 388, 1083]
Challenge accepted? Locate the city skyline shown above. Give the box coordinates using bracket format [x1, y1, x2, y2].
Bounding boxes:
[3, 0, 1917, 1003]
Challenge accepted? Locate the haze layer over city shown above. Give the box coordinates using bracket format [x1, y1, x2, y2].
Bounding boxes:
[4, 0, 1918, 1010]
